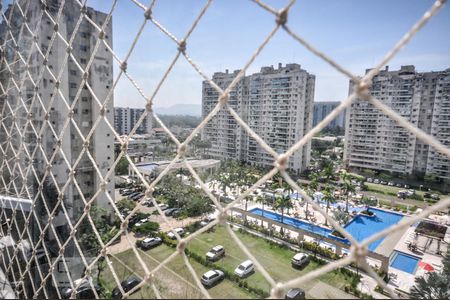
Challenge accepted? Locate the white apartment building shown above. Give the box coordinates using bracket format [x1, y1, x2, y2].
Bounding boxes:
[202, 63, 315, 174]
[114, 106, 152, 135]
[0, 0, 115, 218]
[202, 69, 247, 161]
[345, 65, 450, 179]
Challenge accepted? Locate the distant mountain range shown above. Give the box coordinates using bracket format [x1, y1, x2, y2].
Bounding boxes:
[154, 104, 201, 116]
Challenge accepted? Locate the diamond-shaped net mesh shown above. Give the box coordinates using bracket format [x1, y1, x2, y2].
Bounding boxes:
[0, 0, 449, 299]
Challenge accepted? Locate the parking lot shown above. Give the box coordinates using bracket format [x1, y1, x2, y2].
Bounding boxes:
[109, 188, 203, 254]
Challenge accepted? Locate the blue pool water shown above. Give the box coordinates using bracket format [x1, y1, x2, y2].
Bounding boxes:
[250, 208, 333, 237]
[390, 251, 420, 274]
[249, 207, 403, 251]
[343, 208, 404, 251]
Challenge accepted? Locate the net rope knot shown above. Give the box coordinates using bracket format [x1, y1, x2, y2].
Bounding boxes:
[0, 0, 448, 299]
[270, 282, 285, 299]
[276, 8, 288, 26]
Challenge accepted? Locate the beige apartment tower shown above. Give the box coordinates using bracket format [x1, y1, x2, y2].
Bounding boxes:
[345, 65, 450, 180]
[202, 63, 315, 174]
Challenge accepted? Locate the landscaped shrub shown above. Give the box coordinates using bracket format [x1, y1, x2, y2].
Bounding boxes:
[300, 241, 338, 260]
[185, 221, 202, 233]
[116, 199, 136, 211]
[408, 193, 423, 201]
[132, 221, 160, 234]
[310, 255, 327, 265]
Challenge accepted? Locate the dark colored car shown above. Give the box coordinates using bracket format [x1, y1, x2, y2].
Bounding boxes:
[424, 192, 432, 198]
[285, 288, 306, 299]
[131, 193, 144, 201]
[164, 208, 178, 216]
[61, 282, 103, 299]
[127, 192, 140, 199]
[171, 209, 182, 217]
[112, 276, 142, 299]
[122, 190, 135, 196]
[142, 200, 154, 207]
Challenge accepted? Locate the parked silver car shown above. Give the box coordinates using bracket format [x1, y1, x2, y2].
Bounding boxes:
[201, 270, 224, 287]
[234, 260, 254, 278]
[291, 253, 309, 268]
[167, 227, 184, 239]
[206, 245, 225, 261]
[138, 237, 162, 250]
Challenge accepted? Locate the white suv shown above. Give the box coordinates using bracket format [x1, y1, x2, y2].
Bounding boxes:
[167, 227, 184, 239]
[291, 253, 309, 268]
[206, 245, 225, 261]
[234, 260, 254, 278]
[201, 270, 224, 287]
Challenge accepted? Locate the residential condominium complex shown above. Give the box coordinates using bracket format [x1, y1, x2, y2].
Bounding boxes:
[345, 65, 450, 179]
[202, 63, 315, 174]
[0, 1, 115, 218]
[313, 101, 346, 128]
[114, 107, 152, 135]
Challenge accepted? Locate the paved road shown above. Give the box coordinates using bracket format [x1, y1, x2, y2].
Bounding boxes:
[298, 178, 433, 209]
[362, 191, 430, 208]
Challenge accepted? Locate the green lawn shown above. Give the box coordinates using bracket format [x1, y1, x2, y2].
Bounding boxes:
[365, 182, 432, 198]
[100, 244, 254, 299]
[186, 225, 355, 298]
[100, 225, 355, 299]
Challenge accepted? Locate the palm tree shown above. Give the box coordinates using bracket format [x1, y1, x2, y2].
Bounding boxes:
[307, 172, 319, 220]
[321, 160, 335, 183]
[273, 195, 293, 235]
[322, 185, 336, 227]
[216, 170, 231, 195]
[256, 195, 267, 226]
[341, 172, 355, 213]
[410, 272, 450, 299]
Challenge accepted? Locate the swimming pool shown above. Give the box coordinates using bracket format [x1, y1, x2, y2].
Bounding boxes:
[390, 251, 420, 274]
[343, 208, 404, 251]
[249, 207, 403, 251]
[250, 208, 332, 237]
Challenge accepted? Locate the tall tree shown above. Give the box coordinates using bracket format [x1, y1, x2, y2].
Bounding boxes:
[256, 195, 267, 226]
[115, 156, 129, 175]
[341, 172, 355, 213]
[307, 172, 319, 220]
[321, 160, 335, 182]
[273, 195, 293, 235]
[409, 272, 450, 299]
[322, 185, 336, 227]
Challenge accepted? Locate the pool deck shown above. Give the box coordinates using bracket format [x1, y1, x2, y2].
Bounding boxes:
[374, 215, 411, 257]
[387, 224, 447, 293]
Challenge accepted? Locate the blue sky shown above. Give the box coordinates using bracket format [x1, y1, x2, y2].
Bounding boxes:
[88, 0, 450, 109]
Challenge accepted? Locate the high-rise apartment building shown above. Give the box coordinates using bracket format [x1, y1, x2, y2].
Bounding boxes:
[345, 65, 450, 179]
[114, 107, 152, 135]
[0, 0, 115, 218]
[202, 63, 315, 174]
[313, 101, 346, 128]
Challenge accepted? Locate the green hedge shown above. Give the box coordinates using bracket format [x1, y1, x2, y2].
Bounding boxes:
[133, 221, 160, 234]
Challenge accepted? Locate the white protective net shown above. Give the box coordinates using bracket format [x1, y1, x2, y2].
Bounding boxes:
[0, 0, 449, 299]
